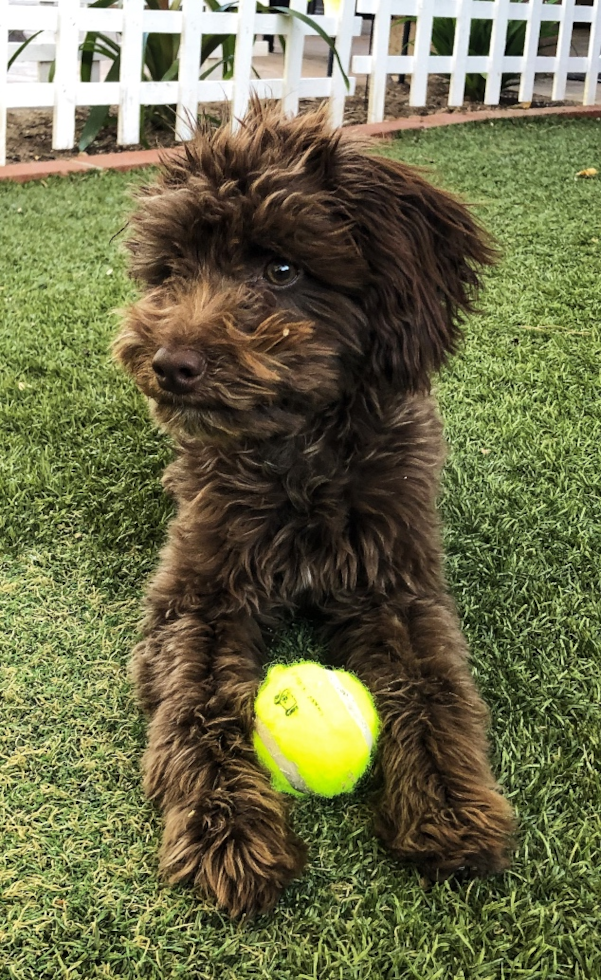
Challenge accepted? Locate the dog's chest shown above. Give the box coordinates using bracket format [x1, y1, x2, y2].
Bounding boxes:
[181, 443, 400, 602]
[229, 450, 353, 579]
[170, 398, 442, 605]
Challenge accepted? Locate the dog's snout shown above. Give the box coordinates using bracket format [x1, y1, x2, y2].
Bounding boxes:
[152, 347, 206, 394]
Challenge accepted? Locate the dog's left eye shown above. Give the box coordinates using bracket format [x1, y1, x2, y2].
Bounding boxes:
[263, 260, 299, 288]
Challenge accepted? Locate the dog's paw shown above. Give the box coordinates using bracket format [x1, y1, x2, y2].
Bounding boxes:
[377, 789, 516, 881]
[159, 800, 307, 917]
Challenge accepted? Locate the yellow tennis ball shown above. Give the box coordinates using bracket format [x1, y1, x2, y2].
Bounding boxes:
[253, 662, 380, 797]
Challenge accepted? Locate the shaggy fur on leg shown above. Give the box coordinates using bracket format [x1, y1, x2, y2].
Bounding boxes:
[114, 102, 515, 917]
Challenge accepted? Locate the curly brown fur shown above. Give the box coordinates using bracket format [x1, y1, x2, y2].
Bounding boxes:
[114, 101, 515, 917]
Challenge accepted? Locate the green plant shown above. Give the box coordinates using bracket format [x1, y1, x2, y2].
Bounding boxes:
[7, 29, 43, 71]
[77, 0, 348, 151]
[430, 1, 560, 101]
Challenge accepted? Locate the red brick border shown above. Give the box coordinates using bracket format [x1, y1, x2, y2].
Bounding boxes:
[1, 103, 600, 183]
[346, 103, 601, 137]
[0, 146, 180, 183]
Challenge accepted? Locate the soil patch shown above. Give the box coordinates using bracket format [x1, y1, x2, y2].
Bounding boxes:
[5, 75, 563, 165]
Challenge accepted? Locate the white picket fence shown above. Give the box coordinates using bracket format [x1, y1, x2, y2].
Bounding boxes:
[354, 0, 601, 123]
[1, 0, 362, 165]
[2, 0, 601, 168]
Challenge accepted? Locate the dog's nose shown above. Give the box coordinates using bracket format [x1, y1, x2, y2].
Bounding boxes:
[152, 347, 206, 394]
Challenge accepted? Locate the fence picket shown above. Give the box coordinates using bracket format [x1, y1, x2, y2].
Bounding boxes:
[485, 0, 511, 105]
[230, 0, 256, 127]
[328, 0, 357, 126]
[52, 0, 80, 150]
[448, 0, 473, 107]
[118, 0, 144, 145]
[366, 0, 392, 123]
[518, 0, 543, 104]
[584, 0, 601, 105]
[552, 0, 576, 101]
[410, 0, 434, 106]
[0, 0, 7, 167]
[282, 0, 307, 118]
[176, 0, 204, 142]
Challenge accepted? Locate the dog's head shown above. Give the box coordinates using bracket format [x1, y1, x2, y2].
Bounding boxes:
[114, 103, 493, 440]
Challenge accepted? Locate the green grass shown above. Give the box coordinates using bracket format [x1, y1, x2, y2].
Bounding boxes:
[1, 117, 600, 979]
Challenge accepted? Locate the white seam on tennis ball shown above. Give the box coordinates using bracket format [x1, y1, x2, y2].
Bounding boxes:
[254, 719, 310, 793]
[326, 672, 374, 751]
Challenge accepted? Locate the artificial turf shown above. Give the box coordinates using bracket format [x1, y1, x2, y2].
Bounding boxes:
[1, 116, 600, 979]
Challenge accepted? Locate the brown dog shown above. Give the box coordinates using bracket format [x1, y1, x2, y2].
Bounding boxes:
[114, 103, 515, 917]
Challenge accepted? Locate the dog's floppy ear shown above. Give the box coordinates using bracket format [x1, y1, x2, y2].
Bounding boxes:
[337, 150, 496, 391]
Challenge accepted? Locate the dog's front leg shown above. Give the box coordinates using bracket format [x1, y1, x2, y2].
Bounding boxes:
[132, 607, 307, 917]
[325, 594, 515, 880]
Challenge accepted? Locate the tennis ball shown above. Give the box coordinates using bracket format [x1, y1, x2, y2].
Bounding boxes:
[253, 662, 380, 797]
